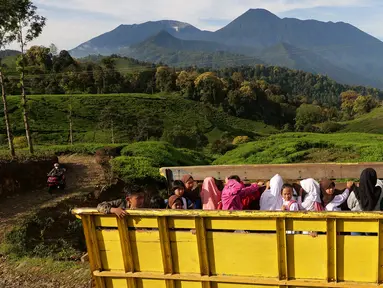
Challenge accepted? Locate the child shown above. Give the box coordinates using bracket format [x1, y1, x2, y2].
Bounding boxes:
[97, 185, 145, 218]
[150, 195, 166, 209]
[182, 174, 202, 209]
[260, 174, 284, 211]
[298, 178, 324, 211]
[167, 195, 183, 209]
[281, 183, 299, 211]
[221, 175, 260, 211]
[320, 178, 352, 211]
[171, 180, 192, 209]
[200, 177, 221, 210]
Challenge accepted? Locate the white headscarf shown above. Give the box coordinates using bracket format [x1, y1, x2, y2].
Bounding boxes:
[260, 174, 284, 211]
[300, 178, 321, 211]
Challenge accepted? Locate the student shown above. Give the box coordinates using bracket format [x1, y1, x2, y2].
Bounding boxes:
[171, 180, 191, 210]
[200, 177, 222, 210]
[221, 176, 259, 211]
[320, 179, 352, 211]
[167, 195, 183, 209]
[260, 174, 284, 211]
[97, 185, 145, 218]
[182, 175, 202, 209]
[347, 168, 383, 212]
[281, 183, 299, 211]
[297, 178, 324, 211]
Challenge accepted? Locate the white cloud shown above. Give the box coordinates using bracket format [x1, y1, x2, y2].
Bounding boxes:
[6, 0, 382, 50]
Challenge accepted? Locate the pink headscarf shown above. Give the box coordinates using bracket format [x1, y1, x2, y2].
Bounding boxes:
[201, 177, 222, 210]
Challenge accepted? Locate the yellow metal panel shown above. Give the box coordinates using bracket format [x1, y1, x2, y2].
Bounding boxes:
[337, 235, 377, 283]
[337, 220, 378, 233]
[215, 285, 279, 288]
[170, 231, 200, 274]
[98, 240, 122, 252]
[127, 217, 158, 228]
[287, 234, 327, 280]
[205, 218, 276, 231]
[174, 282, 201, 288]
[100, 250, 125, 271]
[130, 230, 163, 273]
[168, 218, 195, 229]
[97, 229, 120, 242]
[104, 278, 128, 288]
[95, 216, 118, 228]
[285, 219, 327, 232]
[136, 279, 167, 288]
[207, 232, 278, 278]
[378, 221, 383, 283]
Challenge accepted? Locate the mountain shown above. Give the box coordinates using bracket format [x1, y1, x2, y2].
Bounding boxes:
[69, 9, 383, 88]
[70, 20, 210, 58]
[0, 49, 20, 59]
[122, 31, 262, 68]
[257, 43, 383, 88]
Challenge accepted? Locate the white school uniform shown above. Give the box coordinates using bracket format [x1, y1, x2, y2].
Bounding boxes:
[260, 174, 284, 211]
[325, 189, 350, 211]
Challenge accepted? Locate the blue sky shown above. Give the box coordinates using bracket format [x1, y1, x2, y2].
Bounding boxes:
[9, 0, 383, 50]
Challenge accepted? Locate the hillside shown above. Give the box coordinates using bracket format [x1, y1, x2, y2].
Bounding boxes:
[0, 50, 20, 59]
[0, 94, 276, 145]
[124, 31, 262, 68]
[69, 8, 383, 88]
[257, 43, 382, 88]
[214, 133, 383, 165]
[340, 107, 383, 134]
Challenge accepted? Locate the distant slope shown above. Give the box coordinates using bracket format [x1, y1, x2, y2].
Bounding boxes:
[340, 107, 383, 134]
[123, 31, 262, 68]
[258, 43, 383, 87]
[0, 50, 20, 58]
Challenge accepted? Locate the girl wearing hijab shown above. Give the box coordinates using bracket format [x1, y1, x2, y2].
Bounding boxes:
[347, 168, 383, 212]
[260, 174, 284, 211]
[298, 178, 324, 211]
[181, 174, 202, 209]
[200, 177, 222, 210]
[167, 195, 183, 209]
[221, 176, 260, 211]
[320, 179, 352, 211]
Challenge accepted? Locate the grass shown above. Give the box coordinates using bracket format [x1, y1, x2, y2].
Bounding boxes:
[0, 93, 276, 145]
[214, 132, 383, 165]
[340, 106, 383, 134]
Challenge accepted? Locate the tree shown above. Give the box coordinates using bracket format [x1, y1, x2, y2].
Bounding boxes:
[49, 43, 58, 56]
[0, 0, 16, 157]
[295, 104, 324, 131]
[353, 95, 378, 116]
[155, 66, 176, 92]
[13, 0, 46, 154]
[340, 90, 359, 119]
[194, 72, 224, 105]
[176, 70, 197, 99]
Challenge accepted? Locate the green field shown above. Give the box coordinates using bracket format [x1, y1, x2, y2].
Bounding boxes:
[214, 133, 383, 165]
[0, 93, 276, 145]
[340, 107, 383, 134]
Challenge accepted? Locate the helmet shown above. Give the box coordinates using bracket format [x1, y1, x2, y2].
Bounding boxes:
[54, 163, 60, 168]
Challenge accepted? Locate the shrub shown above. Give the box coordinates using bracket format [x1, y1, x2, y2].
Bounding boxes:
[110, 156, 164, 185]
[232, 136, 250, 145]
[161, 125, 208, 149]
[320, 122, 343, 134]
[13, 136, 28, 149]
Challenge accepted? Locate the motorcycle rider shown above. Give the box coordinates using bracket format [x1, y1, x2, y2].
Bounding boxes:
[47, 163, 66, 185]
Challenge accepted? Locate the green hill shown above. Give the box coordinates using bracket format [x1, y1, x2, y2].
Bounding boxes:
[340, 107, 383, 134]
[214, 132, 383, 165]
[0, 93, 276, 145]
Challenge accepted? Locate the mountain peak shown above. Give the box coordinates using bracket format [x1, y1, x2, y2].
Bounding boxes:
[242, 8, 280, 20]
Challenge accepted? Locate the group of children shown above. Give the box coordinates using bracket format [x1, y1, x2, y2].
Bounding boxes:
[97, 168, 383, 217]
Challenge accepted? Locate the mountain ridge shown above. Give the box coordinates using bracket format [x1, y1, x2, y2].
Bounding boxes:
[69, 8, 383, 88]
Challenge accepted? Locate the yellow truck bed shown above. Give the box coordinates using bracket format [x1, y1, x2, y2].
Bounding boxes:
[72, 208, 383, 288]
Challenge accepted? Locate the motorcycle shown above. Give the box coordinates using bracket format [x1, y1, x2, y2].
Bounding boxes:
[47, 174, 66, 194]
